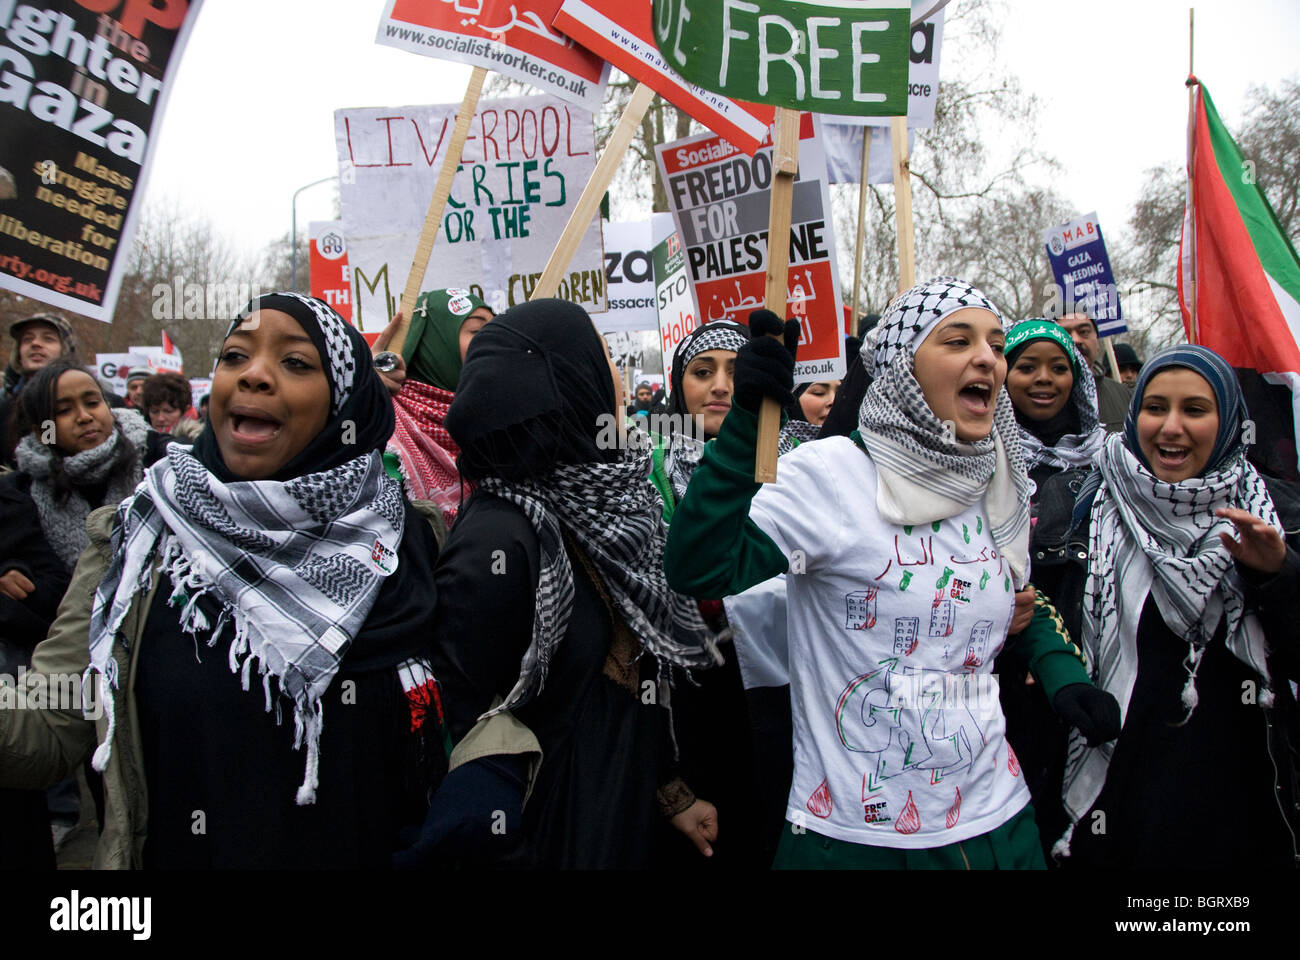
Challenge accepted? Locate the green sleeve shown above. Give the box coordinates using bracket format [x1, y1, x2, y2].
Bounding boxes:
[1010, 590, 1090, 702]
[663, 406, 789, 598]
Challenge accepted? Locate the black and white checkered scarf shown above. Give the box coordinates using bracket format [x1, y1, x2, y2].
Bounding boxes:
[1056, 431, 1277, 853]
[86, 294, 406, 805]
[664, 321, 751, 501]
[856, 277, 1033, 587]
[478, 449, 719, 719]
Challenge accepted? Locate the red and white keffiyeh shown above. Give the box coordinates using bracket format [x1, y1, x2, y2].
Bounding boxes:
[387, 379, 471, 527]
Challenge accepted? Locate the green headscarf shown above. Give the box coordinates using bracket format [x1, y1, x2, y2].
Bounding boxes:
[402, 288, 491, 391]
[1004, 318, 1087, 382]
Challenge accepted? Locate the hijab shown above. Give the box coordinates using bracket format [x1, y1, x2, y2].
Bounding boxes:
[388, 288, 489, 527]
[1004, 319, 1105, 472]
[1059, 344, 1280, 853]
[446, 299, 717, 718]
[401, 288, 489, 391]
[88, 293, 426, 805]
[855, 277, 1034, 587]
[663, 321, 749, 500]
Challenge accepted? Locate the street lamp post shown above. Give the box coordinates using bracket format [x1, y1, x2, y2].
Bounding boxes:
[291, 176, 338, 292]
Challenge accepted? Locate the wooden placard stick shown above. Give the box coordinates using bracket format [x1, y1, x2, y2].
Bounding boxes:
[1102, 337, 1122, 382]
[850, 130, 873, 333]
[755, 108, 802, 484]
[531, 82, 656, 300]
[390, 66, 488, 355]
[890, 115, 916, 293]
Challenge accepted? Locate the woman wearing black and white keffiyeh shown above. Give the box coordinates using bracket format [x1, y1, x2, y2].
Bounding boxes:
[398, 298, 721, 869]
[1053, 344, 1300, 868]
[0, 293, 445, 868]
[665, 278, 1122, 869]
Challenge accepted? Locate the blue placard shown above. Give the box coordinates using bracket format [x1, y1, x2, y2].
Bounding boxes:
[1042, 212, 1126, 337]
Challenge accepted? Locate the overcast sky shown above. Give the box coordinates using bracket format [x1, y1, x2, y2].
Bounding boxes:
[144, 0, 1300, 258]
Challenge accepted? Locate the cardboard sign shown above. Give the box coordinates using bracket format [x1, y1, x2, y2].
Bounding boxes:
[825, 3, 943, 129]
[599, 219, 661, 334]
[188, 377, 211, 411]
[308, 221, 353, 322]
[650, 0, 910, 116]
[376, 0, 608, 112]
[653, 229, 696, 383]
[1042, 211, 1126, 337]
[129, 345, 182, 375]
[553, 0, 774, 155]
[335, 94, 604, 332]
[0, 0, 205, 321]
[656, 114, 846, 382]
[95, 352, 147, 397]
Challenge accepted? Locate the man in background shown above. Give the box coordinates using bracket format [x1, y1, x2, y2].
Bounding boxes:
[1053, 309, 1131, 432]
[124, 366, 152, 409]
[0, 313, 79, 463]
[1112, 343, 1143, 390]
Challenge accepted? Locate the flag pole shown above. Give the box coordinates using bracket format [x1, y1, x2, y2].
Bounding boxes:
[850, 130, 872, 334]
[1186, 7, 1199, 345]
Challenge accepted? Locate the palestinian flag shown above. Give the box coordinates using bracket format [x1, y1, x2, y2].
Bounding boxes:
[1179, 82, 1300, 479]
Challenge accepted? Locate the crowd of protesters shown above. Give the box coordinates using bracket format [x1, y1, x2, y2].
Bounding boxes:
[0, 275, 1295, 871]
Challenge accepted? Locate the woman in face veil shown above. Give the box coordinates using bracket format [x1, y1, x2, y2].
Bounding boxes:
[409, 298, 721, 869]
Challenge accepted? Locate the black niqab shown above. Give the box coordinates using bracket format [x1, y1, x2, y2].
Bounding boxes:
[447, 298, 617, 482]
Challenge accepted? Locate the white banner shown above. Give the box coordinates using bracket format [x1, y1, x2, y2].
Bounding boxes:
[94, 352, 147, 398]
[336, 94, 604, 332]
[820, 125, 913, 185]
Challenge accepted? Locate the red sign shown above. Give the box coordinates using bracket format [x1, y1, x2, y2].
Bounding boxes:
[554, 0, 775, 155]
[377, 0, 609, 111]
[656, 116, 846, 383]
[308, 220, 356, 326]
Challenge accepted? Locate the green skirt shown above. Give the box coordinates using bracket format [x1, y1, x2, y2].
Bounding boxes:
[773, 803, 1046, 870]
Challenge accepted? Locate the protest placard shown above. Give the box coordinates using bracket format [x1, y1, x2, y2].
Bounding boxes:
[553, 0, 774, 155]
[335, 94, 604, 333]
[600, 219, 664, 334]
[1043, 211, 1126, 337]
[650, 0, 910, 116]
[95, 352, 147, 397]
[376, 0, 608, 112]
[824, 3, 943, 130]
[309, 221, 353, 323]
[0, 0, 204, 321]
[188, 377, 211, 411]
[655, 114, 846, 384]
[820, 125, 906, 184]
[130, 344, 181, 375]
[653, 229, 696, 380]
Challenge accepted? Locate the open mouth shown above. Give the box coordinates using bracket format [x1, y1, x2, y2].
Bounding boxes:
[1156, 445, 1191, 467]
[230, 412, 283, 442]
[958, 382, 993, 415]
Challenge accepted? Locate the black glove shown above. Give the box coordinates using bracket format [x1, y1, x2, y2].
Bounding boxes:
[1052, 683, 1122, 747]
[732, 309, 801, 415]
[392, 753, 528, 868]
